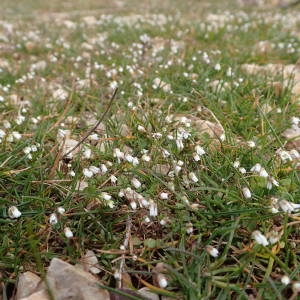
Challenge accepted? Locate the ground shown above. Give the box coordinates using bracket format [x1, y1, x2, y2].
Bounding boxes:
[0, 0, 300, 299]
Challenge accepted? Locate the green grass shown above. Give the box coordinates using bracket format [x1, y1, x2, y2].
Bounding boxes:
[0, 0, 300, 299]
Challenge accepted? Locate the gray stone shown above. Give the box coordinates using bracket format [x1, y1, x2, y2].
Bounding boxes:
[46, 258, 110, 300]
[15, 272, 42, 300]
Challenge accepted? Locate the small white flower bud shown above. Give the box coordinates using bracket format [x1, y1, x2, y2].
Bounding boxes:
[159, 192, 168, 200]
[206, 245, 219, 258]
[149, 200, 158, 217]
[188, 172, 198, 183]
[281, 275, 290, 285]
[239, 167, 246, 174]
[186, 222, 194, 234]
[8, 206, 21, 219]
[101, 192, 112, 201]
[89, 165, 100, 174]
[292, 282, 300, 292]
[157, 273, 168, 288]
[57, 207, 65, 214]
[242, 187, 251, 199]
[195, 145, 205, 156]
[247, 140, 256, 148]
[64, 227, 73, 238]
[100, 164, 108, 174]
[131, 178, 142, 189]
[252, 230, 269, 246]
[251, 163, 262, 173]
[130, 201, 137, 210]
[233, 160, 240, 168]
[49, 213, 58, 225]
[110, 175, 118, 184]
[83, 168, 93, 178]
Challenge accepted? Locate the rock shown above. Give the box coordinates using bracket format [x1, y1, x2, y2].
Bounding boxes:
[253, 40, 273, 55]
[193, 118, 225, 141]
[138, 287, 160, 300]
[241, 63, 300, 97]
[19, 290, 49, 300]
[152, 164, 171, 175]
[15, 271, 42, 300]
[110, 288, 143, 300]
[46, 258, 110, 300]
[120, 124, 131, 137]
[81, 250, 101, 275]
[282, 126, 300, 150]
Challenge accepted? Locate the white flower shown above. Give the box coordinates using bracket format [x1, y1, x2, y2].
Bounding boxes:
[279, 200, 293, 213]
[137, 125, 146, 132]
[57, 207, 65, 214]
[259, 168, 269, 178]
[101, 192, 112, 201]
[64, 227, 73, 238]
[49, 213, 58, 225]
[100, 164, 108, 174]
[160, 218, 167, 226]
[186, 222, 193, 234]
[110, 175, 118, 184]
[214, 63, 221, 71]
[195, 145, 205, 156]
[131, 178, 142, 189]
[89, 133, 99, 141]
[149, 200, 158, 217]
[251, 163, 262, 173]
[142, 154, 151, 162]
[159, 192, 168, 200]
[130, 201, 137, 210]
[89, 165, 100, 175]
[293, 282, 300, 292]
[0, 129, 5, 138]
[13, 131, 22, 140]
[290, 149, 300, 159]
[23, 146, 31, 154]
[8, 206, 21, 219]
[268, 230, 280, 244]
[132, 157, 139, 166]
[233, 160, 240, 168]
[83, 168, 93, 178]
[291, 116, 299, 126]
[281, 275, 291, 285]
[266, 177, 279, 190]
[16, 115, 25, 125]
[69, 170, 76, 177]
[113, 148, 124, 161]
[193, 153, 201, 161]
[206, 245, 219, 258]
[277, 149, 292, 163]
[252, 230, 269, 246]
[242, 187, 251, 199]
[176, 139, 184, 151]
[125, 154, 134, 163]
[157, 273, 168, 288]
[247, 140, 256, 148]
[53, 88, 68, 101]
[239, 167, 247, 174]
[83, 148, 92, 159]
[188, 172, 198, 183]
